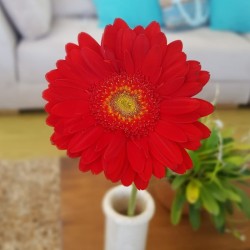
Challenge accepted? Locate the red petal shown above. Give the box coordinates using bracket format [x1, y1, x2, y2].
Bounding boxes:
[124, 50, 134, 74]
[161, 60, 188, 80]
[101, 25, 116, 51]
[132, 34, 150, 70]
[78, 32, 101, 53]
[149, 132, 183, 166]
[132, 137, 149, 158]
[127, 140, 146, 173]
[157, 77, 185, 96]
[195, 99, 214, 117]
[164, 40, 183, 59]
[193, 121, 211, 139]
[161, 111, 201, 123]
[134, 175, 149, 190]
[163, 52, 186, 69]
[104, 153, 126, 182]
[152, 158, 166, 178]
[90, 159, 103, 174]
[103, 132, 126, 161]
[81, 47, 113, 78]
[50, 100, 89, 117]
[58, 117, 95, 135]
[102, 133, 127, 182]
[95, 132, 112, 152]
[150, 32, 167, 47]
[160, 98, 200, 114]
[174, 81, 203, 97]
[47, 85, 88, 101]
[140, 157, 153, 182]
[145, 21, 161, 36]
[81, 146, 101, 164]
[56, 59, 98, 86]
[173, 164, 187, 174]
[141, 45, 163, 83]
[178, 123, 203, 141]
[68, 126, 103, 154]
[133, 25, 144, 34]
[185, 61, 201, 81]
[121, 165, 135, 186]
[46, 69, 62, 83]
[65, 43, 79, 54]
[79, 157, 91, 172]
[46, 115, 59, 126]
[155, 121, 188, 142]
[113, 18, 130, 29]
[181, 148, 193, 170]
[181, 140, 201, 150]
[51, 132, 71, 150]
[122, 28, 136, 53]
[115, 29, 124, 61]
[199, 71, 210, 86]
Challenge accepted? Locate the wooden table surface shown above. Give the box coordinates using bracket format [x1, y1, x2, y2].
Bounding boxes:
[61, 158, 250, 250]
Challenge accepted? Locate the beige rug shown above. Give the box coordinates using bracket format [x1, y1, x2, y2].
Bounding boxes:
[0, 158, 61, 250]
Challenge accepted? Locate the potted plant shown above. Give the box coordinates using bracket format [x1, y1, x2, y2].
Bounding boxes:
[162, 118, 250, 240]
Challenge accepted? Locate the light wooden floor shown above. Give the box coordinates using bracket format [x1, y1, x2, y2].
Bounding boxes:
[61, 108, 250, 250]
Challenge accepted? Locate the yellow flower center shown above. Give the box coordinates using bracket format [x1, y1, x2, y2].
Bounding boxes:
[113, 93, 138, 117]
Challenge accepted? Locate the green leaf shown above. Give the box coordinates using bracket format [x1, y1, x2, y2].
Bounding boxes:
[212, 209, 225, 233]
[201, 128, 220, 151]
[221, 129, 234, 138]
[234, 143, 250, 151]
[223, 188, 242, 202]
[233, 188, 250, 218]
[170, 189, 186, 225]
[171, 175, 188, 190]
[204, 182, 227, 202]
[200, 186, 220, 215]
[224, 156, 246, 166]
[225, 200, 234, 215]
[194, 199, 202, 209]
[189, 204, 201, 230]
[188, 151, 201, 173]
[222, 137, 234, 145]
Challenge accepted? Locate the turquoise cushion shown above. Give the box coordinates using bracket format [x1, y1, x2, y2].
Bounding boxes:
[93, 0, 163, 28]
[210, 0, 250, 33]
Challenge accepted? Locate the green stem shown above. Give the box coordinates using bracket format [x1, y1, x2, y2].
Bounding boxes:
[127, 183, 138, 217]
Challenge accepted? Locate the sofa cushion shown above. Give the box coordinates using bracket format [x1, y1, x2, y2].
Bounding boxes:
[244, 33, 250, 41]
[210, 0, 250, 33]
[17, 18, 250, 85]
[93, 0, 163, 28]
[0, 6, 17, 85]
[52, 0, 96, 18]
[1, 0, 52, 39]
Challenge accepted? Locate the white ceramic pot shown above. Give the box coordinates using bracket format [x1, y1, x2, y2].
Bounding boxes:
[102, 185, 155, 250]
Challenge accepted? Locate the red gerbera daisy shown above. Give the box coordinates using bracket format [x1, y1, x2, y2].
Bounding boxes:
[43, 18, 214, 190]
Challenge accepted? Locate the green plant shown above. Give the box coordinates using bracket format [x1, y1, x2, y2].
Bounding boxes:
[167, 118, 250, 240]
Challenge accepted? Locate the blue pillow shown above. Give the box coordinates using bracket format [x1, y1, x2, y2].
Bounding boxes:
[210, 0, 250, 33]
[93, 0, 163, 28]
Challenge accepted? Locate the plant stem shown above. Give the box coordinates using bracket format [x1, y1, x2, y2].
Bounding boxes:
[127, 183, 138, 217]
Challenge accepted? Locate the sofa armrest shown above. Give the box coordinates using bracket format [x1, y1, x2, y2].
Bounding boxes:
[0, 5, 17, 86]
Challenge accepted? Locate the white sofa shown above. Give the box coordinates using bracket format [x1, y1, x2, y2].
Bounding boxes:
[0, 0, 250, 110]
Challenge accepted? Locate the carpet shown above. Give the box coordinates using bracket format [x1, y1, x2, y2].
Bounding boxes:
[0, 158, 61, 250]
